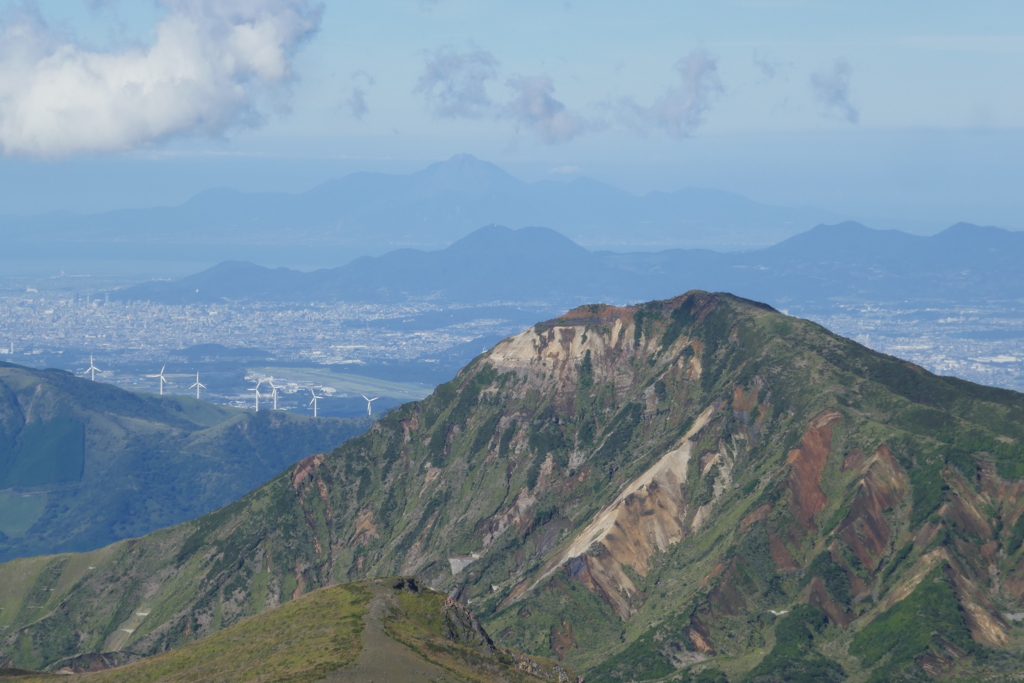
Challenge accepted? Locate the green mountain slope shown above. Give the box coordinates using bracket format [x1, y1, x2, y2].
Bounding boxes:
[6, 578, 574, 682]
[3, 292, 1024, 681]
[0, 362, 369, 560]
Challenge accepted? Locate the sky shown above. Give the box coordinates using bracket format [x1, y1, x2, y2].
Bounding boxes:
[0, 0, 1022, 230]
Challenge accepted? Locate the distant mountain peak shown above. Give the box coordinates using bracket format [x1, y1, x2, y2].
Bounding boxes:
[935, 221, 1013, 241]
[412, 154, 525, 196]
[446, 152, 482, 163]
[445, 224, 589, 257]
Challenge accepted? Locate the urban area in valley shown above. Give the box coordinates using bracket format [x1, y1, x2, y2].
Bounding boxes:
[2, 275, 1022, 412]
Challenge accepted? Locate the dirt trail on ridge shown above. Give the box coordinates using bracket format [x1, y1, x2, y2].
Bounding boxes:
[320, 580, 466, 683]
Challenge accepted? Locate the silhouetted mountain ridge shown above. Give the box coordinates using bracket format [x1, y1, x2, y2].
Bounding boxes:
[112, 221, 1024, 307]
[0, 154, 837, 265]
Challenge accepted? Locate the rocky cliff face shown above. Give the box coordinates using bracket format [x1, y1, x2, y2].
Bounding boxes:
[4, 291, 1024, 682]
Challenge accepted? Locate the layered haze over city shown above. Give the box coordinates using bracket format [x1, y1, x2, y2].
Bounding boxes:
[2, 0, 1023, 404]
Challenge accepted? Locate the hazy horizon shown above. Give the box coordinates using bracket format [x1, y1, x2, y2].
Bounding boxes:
[0, 1, 1021, 235]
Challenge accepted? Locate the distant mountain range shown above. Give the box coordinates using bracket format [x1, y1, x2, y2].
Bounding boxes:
[112, 221, 1024, 309]
[0, 154, 836, 269]
[0, 362, 368, 561]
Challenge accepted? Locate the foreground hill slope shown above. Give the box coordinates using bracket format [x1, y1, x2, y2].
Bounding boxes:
[0, 363, 368, 560]
[4, 292, 1024, 681]
[8, 578, 574, 682]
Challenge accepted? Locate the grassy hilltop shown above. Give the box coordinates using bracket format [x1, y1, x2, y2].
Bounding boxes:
[3, 291, 1024, 681]
[4, 578, 572, 682]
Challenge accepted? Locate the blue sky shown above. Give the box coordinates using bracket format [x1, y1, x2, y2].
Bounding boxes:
[1, 0, 1022, 230]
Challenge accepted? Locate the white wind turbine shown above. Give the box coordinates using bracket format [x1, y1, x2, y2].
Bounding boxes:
[147, 365, 171, 395]
[308, 389, 321, 417]
[268, 379, 279, 410]
[189, 373, 206, 399]
[84, 355, 100, 381]
[252, 379, 264, 411]
[362, 394, 380, 416]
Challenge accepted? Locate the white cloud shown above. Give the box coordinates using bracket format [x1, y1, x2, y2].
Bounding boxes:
[0, 0, 322, 158]
[504, 76, 587, 145]
[810, 58, 859, 123]
[548, 165, 581, 174]
[414, 46, 589, 145]
[619, 50, 723, 138]
[414, 46, 498, 118]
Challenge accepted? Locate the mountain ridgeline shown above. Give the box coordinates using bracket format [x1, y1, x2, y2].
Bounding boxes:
[4, 292, 1024, 681]
[0, 154, 836, 268]
[110, 221, 1024, 309]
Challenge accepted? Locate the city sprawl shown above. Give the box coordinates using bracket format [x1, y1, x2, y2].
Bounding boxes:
[0, 289, 529, 364]
[1, 277, 1022, 394]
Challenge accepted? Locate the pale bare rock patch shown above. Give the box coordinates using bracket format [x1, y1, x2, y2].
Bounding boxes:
[512, 404, 716, 613]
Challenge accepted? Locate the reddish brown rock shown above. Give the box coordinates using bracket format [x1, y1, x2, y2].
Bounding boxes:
[787, 408, 844, 530]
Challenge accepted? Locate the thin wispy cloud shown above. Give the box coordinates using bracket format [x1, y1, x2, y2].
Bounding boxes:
[414, 46, 499, 118]
[0, 0, 323, 158]
[413, 46, 727, 145]
[414, 46, 590, 145]
[753, 50, 790, 80]
[347, 88, 369, 119]
[345, 71, 375, 120]
[810, 58, 859, 123]
[504, 76, 588, 144]
[618, 50, 723, 138]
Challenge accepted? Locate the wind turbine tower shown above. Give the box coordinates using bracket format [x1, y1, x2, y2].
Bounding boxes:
[308, 389, 321, 417]
[189, 373, 206, 399]
[269, 380, 279, 410]
[252, 379, 264, 411]
[146, 365, 172, 395]
[362, 395, 380, 416]
[84, 355, 100, 381]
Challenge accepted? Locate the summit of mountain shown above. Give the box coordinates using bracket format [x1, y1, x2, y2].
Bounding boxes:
[4, 291, 1024, 681]
[443, 223, 587, 255]
[762, 220, 920, 256]
[409, 153, 526, 196]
